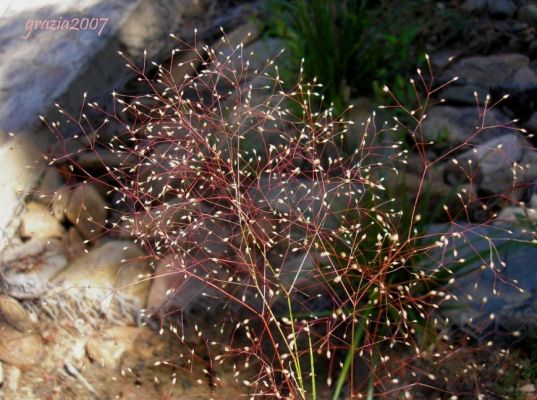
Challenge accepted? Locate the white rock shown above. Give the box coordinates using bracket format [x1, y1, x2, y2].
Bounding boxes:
[65, 184, 107, 240]
[0, 295, 34, 333]
[0, 238, 68, 298]
[519, 383, 536, 393]
[86, 326, 146, 369]
[0, 321, 44, 369]
[19, 202, 64, 239]
[5, 365, 21, 392]
[52, 240, 151, 309]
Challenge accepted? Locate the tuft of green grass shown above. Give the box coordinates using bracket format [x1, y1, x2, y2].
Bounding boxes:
[264, 0, 431, 112]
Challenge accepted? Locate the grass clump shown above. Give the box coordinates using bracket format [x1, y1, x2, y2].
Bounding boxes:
[263, 0, 465, 114]
[42, 31, 533, 399]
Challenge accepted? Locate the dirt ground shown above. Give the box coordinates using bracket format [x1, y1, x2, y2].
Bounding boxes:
[1, 313, 246, 400]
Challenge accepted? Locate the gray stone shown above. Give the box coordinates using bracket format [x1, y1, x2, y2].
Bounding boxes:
[35, 168, 64, 204]
[518, 4, 537, 26]
[532, 59, 537, 75]
[497, 206, 537, 224]
[215, 37, 285, 85]
[220, 89, 289, 162]
[422, 106, 512, 147]
[145, 256, 229, 333]
[165, 42, 205, 87]
[529, 40, 537, 59]
[444, 133, 537, 196]
[519, 150, 537, 184]
[213, 19, 261, 56]
[512, 67, 537, 86]
[464, 0, 516, 17]
[344, 97, 379, 152]
[76, 148, 124, 171]
[277, 251, 322, 291]
[0, 0, 241, 134]
[487, 0, 516, 17]
[61, 226, 87, 261]
[438, 84, 489, 105]
[430, 49, 463, 71]
[424, 223, 537, 335]
[509, 36, 527, 53]
[50, 185, 71, 222]
[463, 0, 487, 13]
[525, 112, 537, 132]
[251, 177, 365, 230]
[438, 54, 531, 103]
[239, 37, 285, 76]
[137, 141, 188, 202]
